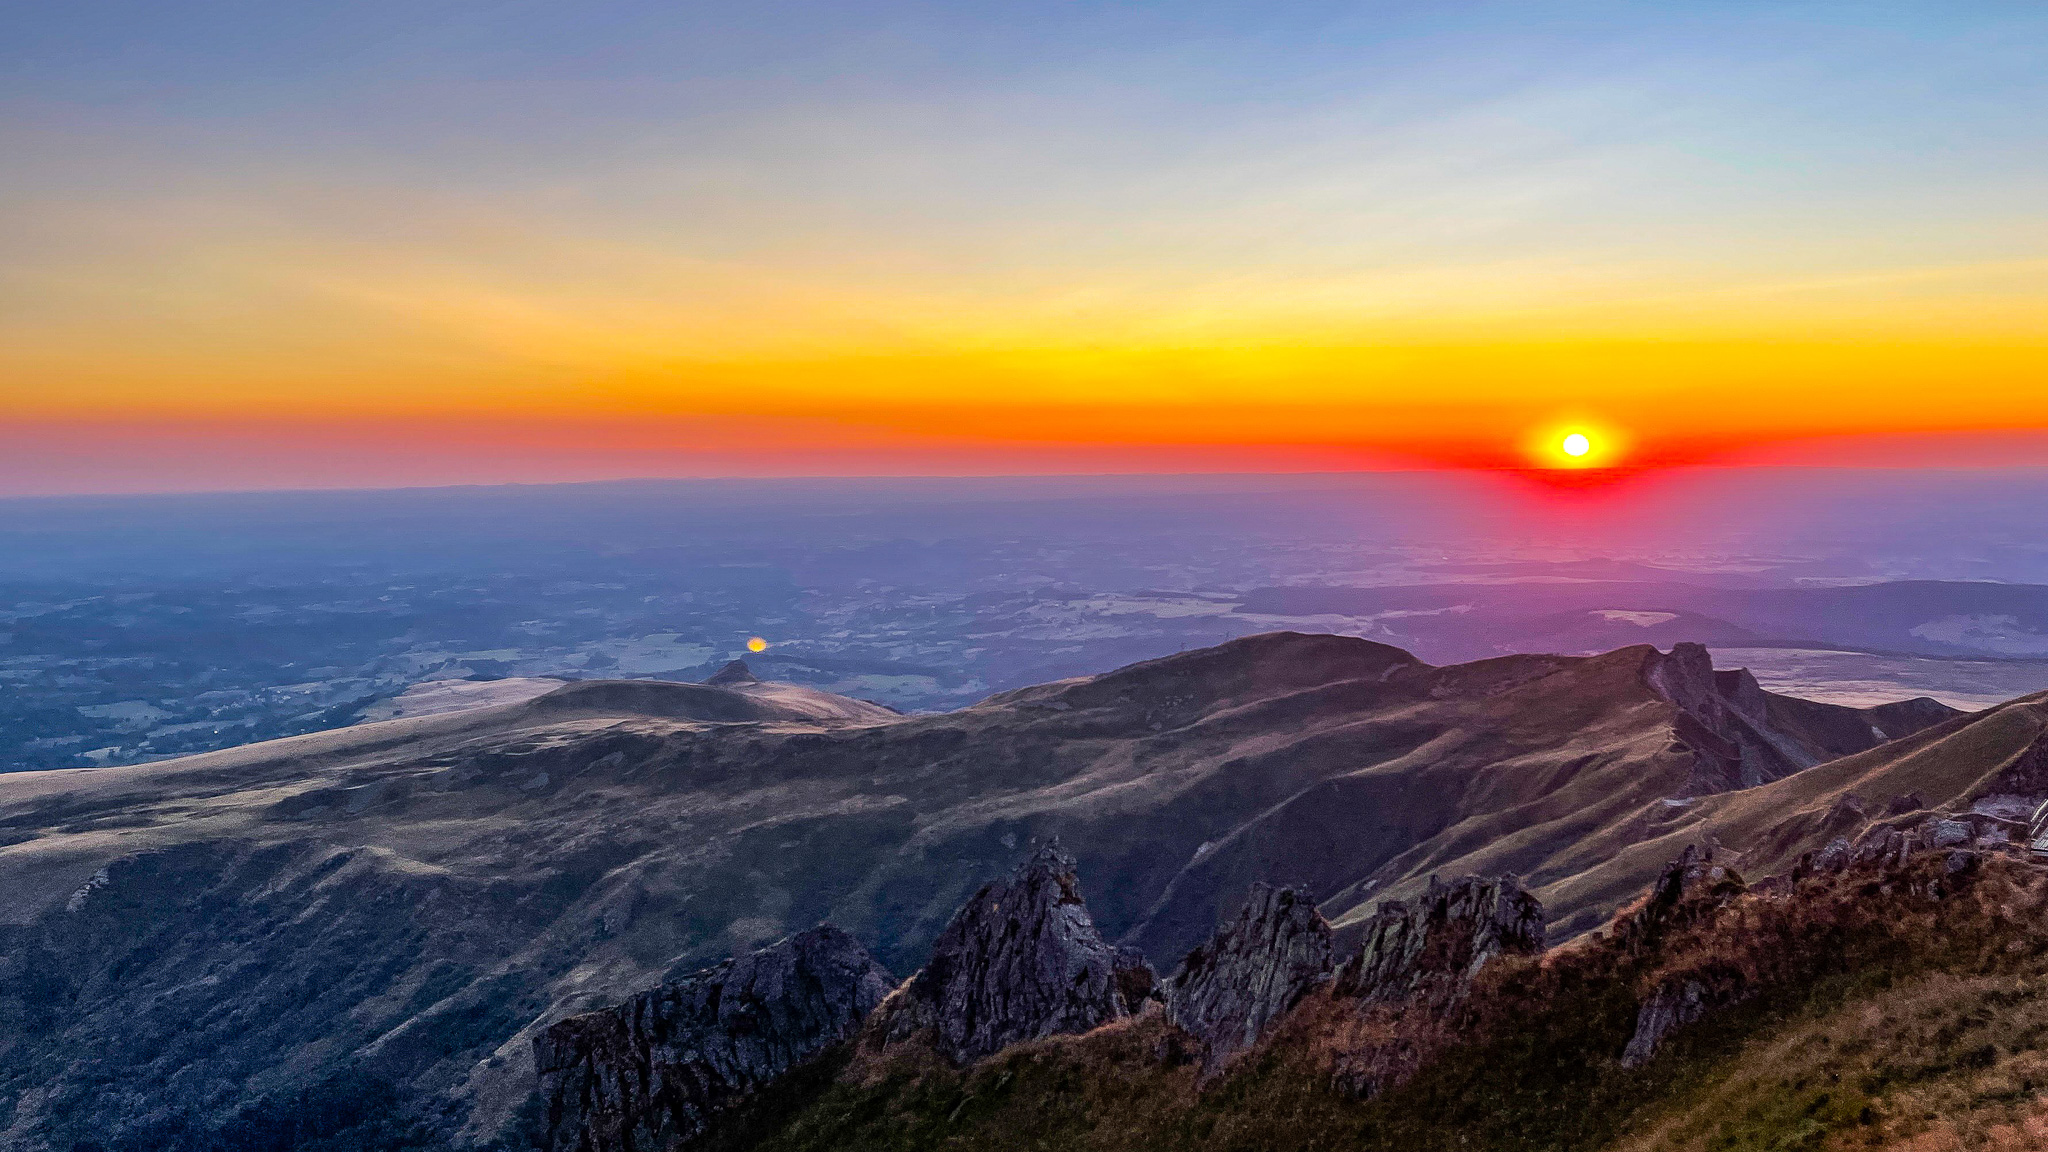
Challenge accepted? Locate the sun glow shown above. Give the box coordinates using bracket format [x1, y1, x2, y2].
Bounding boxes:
[1523, 422, 1626, 471]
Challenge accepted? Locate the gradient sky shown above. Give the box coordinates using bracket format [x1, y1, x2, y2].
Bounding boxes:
[5, 1, 2048, 492]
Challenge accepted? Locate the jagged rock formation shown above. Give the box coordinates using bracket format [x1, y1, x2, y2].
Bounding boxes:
[721, 817, 2048, 1152]
[1332, 875, 1545, 1008]
[1650, 643, 1854, 792]
[1612, 844, 1748, 953]
[1162, 884, 1332, 1073]
[1613, 847, 1752, 1067]
[1643, 643, 1955, 794]
[1320, 875, 1544, 1099]
[874, 842, 1153, 1065]
[534, 925, 892, 1152]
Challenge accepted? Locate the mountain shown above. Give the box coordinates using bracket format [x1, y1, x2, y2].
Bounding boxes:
[0, 636, 1968, 1149]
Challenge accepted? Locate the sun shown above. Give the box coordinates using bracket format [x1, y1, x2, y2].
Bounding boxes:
[1523, 423, 1623, 471]
[746, 636, 768, 653]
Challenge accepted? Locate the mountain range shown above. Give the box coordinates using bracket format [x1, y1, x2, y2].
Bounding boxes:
[3, 633, 2046, 1149]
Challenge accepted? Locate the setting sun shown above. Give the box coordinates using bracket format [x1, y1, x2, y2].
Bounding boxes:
[1525, 423, 1623, 471]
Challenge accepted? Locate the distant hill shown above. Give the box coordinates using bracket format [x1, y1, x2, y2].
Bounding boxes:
[1237, 578, 2048, 662]
[0, 635, 1981, 1149]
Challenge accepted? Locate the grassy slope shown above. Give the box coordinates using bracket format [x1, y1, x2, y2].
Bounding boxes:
[719, 856, 2048, 1152]
[1546, 695, 2048, 933]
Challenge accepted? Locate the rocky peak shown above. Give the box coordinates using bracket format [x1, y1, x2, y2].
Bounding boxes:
[704, 659, 760, 686]
[534, 924, 892, 1152]
[1332, 875, 1544, 1007]
[1163, 883, 1333, 1073]
[874, 840, 1153, 1065]
[1646, 643, 1825, 793]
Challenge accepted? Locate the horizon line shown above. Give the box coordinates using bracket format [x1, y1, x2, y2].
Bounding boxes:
[11, 462, 2048, 503]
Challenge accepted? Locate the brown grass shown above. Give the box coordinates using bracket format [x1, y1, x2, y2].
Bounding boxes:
[736, 855, 2048, 1152]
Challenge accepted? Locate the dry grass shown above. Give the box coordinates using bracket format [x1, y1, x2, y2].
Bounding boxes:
[732, 856, 2048, 1152]
[1607, 866, 2048, 1152]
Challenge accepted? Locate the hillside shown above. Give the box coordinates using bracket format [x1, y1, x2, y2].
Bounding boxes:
[0, 635, 1971, 1148]
[721, 847, 2048, 1152]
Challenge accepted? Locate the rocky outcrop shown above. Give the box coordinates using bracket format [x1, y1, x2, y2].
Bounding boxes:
[874, 841, 1153, 1065]
[535, 924, 893, 1152]
[1323, 875, 1544, 1098]
[1610, 849, 1757, 1068]
[1333, 875, 1545, 1008]
[1612, 845, 1747, 953]
[1623, 828, 1995, 1068]
[1162, 884, 1332, 1073]
[1621, 973, 1732, 1068]
[1796, 811, 2006, 880]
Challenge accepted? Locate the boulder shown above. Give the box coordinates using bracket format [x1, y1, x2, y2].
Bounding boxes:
[875, 840, 1153, 1065]
[535, 924, 893, 1152]
[1928, 819, 1973, 849]
[1162, 883, 1332, 1073]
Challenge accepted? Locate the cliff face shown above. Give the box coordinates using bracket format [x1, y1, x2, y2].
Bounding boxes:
[1650, 643, 1843, 791]
[874, 842, 1154, 1065]
[1162, 884, 1332, 1073]
[534, 925, 892, 1152]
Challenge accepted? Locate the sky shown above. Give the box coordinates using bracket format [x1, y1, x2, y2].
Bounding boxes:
[4, 0, 2048, 493]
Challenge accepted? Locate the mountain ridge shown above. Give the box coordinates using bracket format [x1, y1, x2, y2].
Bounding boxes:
[0, 632, 1994, 1149]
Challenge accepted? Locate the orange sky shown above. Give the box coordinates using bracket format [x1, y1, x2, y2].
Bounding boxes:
[5, 3, 2048, 492]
